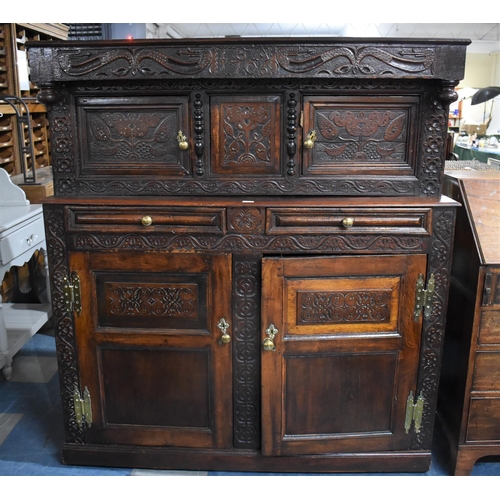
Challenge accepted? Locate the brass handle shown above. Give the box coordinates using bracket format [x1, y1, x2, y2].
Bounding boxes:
[342, 217, 354, 228]
[217, 318, 231, 344]
[177, 130, 189, 150]
[141, 216, 153, 226]
[304, 130, 317, 149]
[263, 323, 278, 351]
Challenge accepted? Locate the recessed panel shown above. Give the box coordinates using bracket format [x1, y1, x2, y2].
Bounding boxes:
[95, 272, 207, 332]
[100, 347, 211, 428]
[286, 276, 400, 335]
[211, 95, 281, 176]
[284, 352, 397, 435]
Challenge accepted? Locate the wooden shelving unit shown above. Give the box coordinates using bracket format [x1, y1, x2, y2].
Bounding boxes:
[0, 23, 68, 177]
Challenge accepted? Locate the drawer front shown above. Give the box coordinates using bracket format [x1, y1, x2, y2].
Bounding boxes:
[472, 351, 500, 391]
[467, 398, 500, 442]
[266, 208, 432, 235]
[0, 217, 45, 265]
[478, 309, 500, 345]
[66, 207, 226, 234]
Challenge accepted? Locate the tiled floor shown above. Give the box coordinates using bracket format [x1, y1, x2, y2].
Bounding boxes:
[1, 328, 500, 477]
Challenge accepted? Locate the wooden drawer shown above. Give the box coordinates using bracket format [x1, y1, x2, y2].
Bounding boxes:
[266, 208, 432, 235]
[466, 398, 500, 442]
[478, 309, 500, 344]
[0, 216, 45, 265]
[66, 207, 226, 234]
[472, 351, 500, 391]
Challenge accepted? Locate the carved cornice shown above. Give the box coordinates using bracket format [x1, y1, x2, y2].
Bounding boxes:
[28, 40, 468, 83]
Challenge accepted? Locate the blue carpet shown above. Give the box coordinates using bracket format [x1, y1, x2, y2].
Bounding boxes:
[1, 331, 499, 477]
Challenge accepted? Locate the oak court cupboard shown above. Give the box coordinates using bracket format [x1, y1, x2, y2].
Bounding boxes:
[26, 36, 468, 472]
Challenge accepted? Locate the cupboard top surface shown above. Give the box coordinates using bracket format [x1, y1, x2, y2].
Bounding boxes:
[447, 171, 500, 265]
[27, 37, 469, 83]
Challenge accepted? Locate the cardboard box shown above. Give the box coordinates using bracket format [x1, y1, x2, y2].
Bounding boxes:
[10, 166, 53, 203]
[461, 124, 488, 135]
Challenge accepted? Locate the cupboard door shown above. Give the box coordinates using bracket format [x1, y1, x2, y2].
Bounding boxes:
[210, 94, 282, 176]
[302, 96, 419, 178]
[70, 251, 232, 449]
[261, 254, 426, 456]
[76, 96, 192, 178]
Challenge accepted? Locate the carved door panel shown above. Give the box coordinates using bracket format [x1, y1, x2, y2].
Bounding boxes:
[210, 95, 282, 176]
[301, 96, 419, 178]
[75, 95, 192, 178]
[261, 254, 426, 456]
[70, 251, 232, 449]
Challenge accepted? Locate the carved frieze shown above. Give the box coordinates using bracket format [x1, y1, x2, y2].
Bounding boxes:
[28, 40, 468, 83]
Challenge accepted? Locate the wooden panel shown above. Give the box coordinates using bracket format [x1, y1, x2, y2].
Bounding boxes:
[466, 399, 500, 442]
[478, 309, 500, 345]
[284, 352, 397, 435]
[261, 253, 426, 456]
[266, 208, 431, 235]
[76, 96, 191, 177]
[101, 347, 210, 427]
[472, 352, 500, 391]
[210, 95, 281, 176]
[95, 272, 207, 332]
[302, 96, 419, 176]
[286, 276, 400, 335]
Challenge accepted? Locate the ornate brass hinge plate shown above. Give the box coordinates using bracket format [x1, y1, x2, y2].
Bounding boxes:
[63, 271, 82, 315]
[404, 391, 424, 434]
[73, 386, 92, 429]
[414, 273, 435, 320]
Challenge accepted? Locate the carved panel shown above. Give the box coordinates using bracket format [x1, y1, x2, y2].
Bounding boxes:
[412, 209, 456, 449]
[211, 95, 281, 176]
[303, 96, 418, 176]
[298, 291, 391, 324]
[232, 256, 261, 449]
[43, 205, 84, 443]
[227, 207, 265, 234]
[29, 41, 468, 83]
[76, 96, 190, 176]
[106, 283, 197, 318]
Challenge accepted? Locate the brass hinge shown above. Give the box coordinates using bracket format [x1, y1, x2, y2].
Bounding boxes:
[63, 272, 82, 315]
[73, 386, 92, 429]
[414, 273, 435, 320]
[404, 391, 424, 434]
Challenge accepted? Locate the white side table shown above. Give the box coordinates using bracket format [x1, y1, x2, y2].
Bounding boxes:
[0, 168, 51, 380]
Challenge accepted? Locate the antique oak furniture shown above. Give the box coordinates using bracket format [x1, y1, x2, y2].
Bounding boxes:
[439, 170, 500, 475]
[27, 36, 468, 472]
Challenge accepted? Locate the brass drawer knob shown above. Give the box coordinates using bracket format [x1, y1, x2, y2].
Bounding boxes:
[342, 217, 354, 228]
[263, 323, 278, 352]
[141, 216, 153, 226]
[217, 318, 231, 344]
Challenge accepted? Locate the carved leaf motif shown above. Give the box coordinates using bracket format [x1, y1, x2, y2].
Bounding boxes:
[153, 115, 175, 143]
[255, 143, 269, 162]
[323, 144, 347, 157]
[317, 113, 338, 140]
[384, 114, 405, 141]
[223, 121, 235, 139]
[90, 115, 111, 141]
[376, 145, 396, 157]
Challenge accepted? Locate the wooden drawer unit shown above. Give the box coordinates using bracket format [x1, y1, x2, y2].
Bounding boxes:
[30, 37, 466, 474]
[438, 171, 500, 475]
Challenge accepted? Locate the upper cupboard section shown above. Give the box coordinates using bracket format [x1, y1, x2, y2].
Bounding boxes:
[27, 38, 469, 197]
